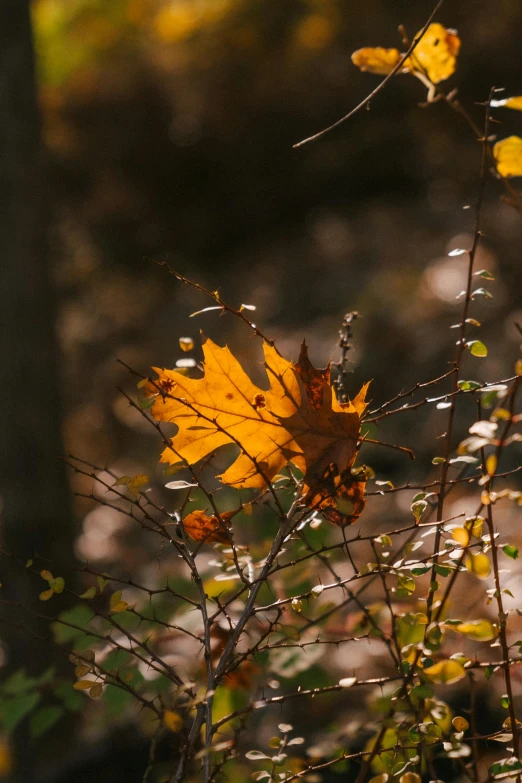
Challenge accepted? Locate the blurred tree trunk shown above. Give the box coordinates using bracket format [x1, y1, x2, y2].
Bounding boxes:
[0, 0, 74, 646]
[0, 2, 75, 777]
[0, 0, 73, 559]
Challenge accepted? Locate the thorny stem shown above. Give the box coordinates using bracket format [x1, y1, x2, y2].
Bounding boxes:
[171, 497, 302, 781]
[481, 379, 522, 765]
[426, 89, 493, 626]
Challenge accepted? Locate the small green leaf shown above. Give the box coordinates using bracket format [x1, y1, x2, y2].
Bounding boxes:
[80, 586, 96, 600]
[97, 576, 109, 594]
[411, 500, 427, 522]
[502, 544, 519, 560]
[473, 269, 495, 280]
[489, 757, 522, 779]
[49, 577, 65, 594]
[467, 340, 488, 357]
[458, 380, 482, 391]
[432, 457, 446, 464]
[411, 565, 430, 576]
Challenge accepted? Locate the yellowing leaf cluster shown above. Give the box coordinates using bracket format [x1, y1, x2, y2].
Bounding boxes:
[352, 24, 460, 85]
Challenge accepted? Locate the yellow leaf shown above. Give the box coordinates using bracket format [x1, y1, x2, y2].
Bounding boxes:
[73, 680, 97, 690]
[451, 527, 469, 547]
[423, 659, 466, 684]
[492, 96, 522, 111]
[352, 25, 460, 84]
[403, 23, 461, 84]
[454, 619, 497, 642]
[113, 474, 149, 498]
[109, 590, 122, 609]
[494, 136, 522, 178]
[40, 570, 53, 581]
[179, 336, 194, 352]
[163, 709, 184, 732]
[148, 339, 368, 525]
[465, 552, 491, 579]
[486, 454, 497, 476]
[452, 716, 469, 732]
[400, 774, 421, 783]
[39, 589, 54, 601]
[89, 683, 103, 698]
[110, 600, 129, 615]
[74, 664, 92, 677]
[113, 475, 132, 486]
[351, 47, 402, 75]
[465, 516, 483, 538]
[128, 474, 149, 497]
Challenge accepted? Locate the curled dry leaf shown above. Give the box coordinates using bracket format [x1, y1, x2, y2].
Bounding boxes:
[352, 24, 460, 84]
[493, 136, 522, 178]
[182, 509, 234, 544]
[146, 337, 369, 525]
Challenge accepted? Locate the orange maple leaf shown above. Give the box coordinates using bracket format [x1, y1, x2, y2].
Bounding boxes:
[304, 464, 367, 527]
[146, 338, 369, 522]
[182, 509, 234, 545]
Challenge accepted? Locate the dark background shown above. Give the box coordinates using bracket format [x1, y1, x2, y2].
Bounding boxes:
[1, 0, 522, 780]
